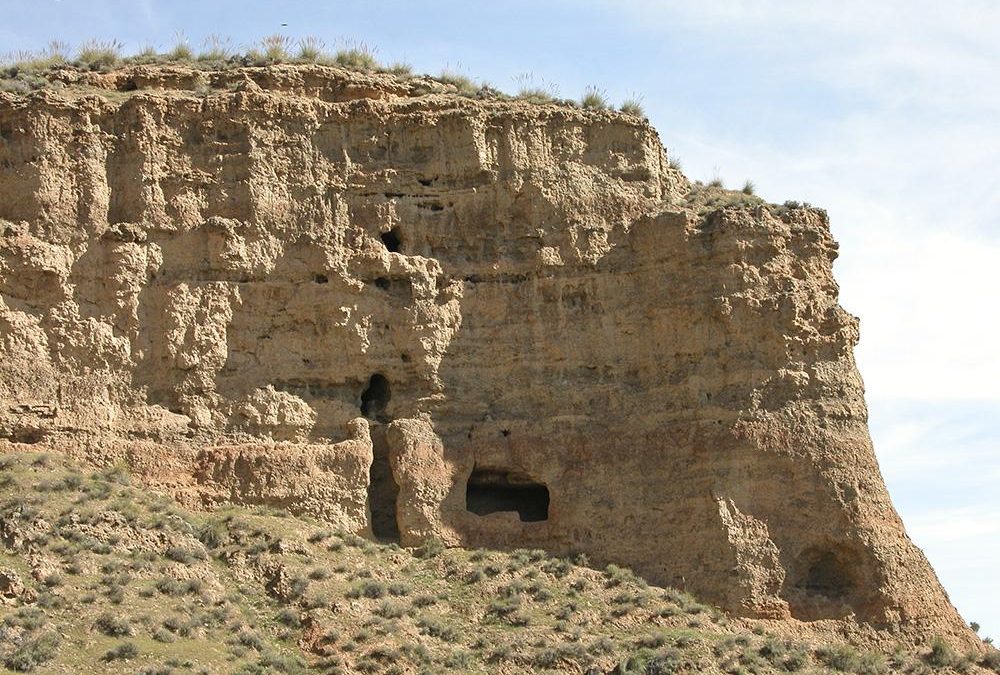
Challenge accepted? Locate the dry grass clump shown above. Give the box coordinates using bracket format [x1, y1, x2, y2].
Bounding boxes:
[76, 39, 122, 71]
[438, 68, 480, 96]
[620, 95, 646, 117]
[333, 42, 379, 71]
[198, 35, 234, 63]
[581, 85, 610, 110]
[296, 36, 325, 63]
[513, 73, 559, 104]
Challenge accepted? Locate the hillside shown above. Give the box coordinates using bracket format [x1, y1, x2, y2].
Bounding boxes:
[0, 451, 996, 674]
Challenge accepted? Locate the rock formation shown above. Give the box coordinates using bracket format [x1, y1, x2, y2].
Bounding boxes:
[0, 63, 973, 645]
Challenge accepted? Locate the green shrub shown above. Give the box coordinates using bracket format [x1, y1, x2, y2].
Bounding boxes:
[856, 651, 889, 675]
[308, 567, 330, 581]
[375, 600, 406, 618]
[152, 627, 176, 643]
[414, 537, 445, 559]
[981, 648, 1000, 673]
[346, 579, 386, 599]
[3, 632, 61, 672]
[165, 545, 205, 563]
[604, 563, 642, 587]
[231, 631, 265, 651]
[95, 613, 134, 637]
[103, 642, 139, 661]
[388, 581, 410, 596]
[926, 637, 959, 668]
[417, 616, 460, 642]
[444, 649, 475, 668]
[275, 608, 301, 628]
[817, 645, 861, 672]
[742, 180, 756, 195]
[4, 608, 47, 631]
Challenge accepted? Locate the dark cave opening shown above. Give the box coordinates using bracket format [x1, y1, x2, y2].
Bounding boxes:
[800, 550, 853, 599]
[381, 227, 403, 253]
[465, 468, 549, 522]
[368, 425, 400, 541]
[360, 374, 391, 423]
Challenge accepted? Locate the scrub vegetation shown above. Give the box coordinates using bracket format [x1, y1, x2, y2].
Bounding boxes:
[0, 452, 995, 674]
[1, 35, 639, 113]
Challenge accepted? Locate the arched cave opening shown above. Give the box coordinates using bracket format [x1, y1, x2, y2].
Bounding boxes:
[381, 227, 403, 253]
[465, 468, 549, 522]
[368, 425, 400, 541]
[360, 374, 391, 423]
[800, 549, 853, 599]
[786, 544, 862, 621]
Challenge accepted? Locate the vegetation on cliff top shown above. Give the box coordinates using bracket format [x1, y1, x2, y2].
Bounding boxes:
[0, 451, 996, 674]
[0, 35, 646, 116]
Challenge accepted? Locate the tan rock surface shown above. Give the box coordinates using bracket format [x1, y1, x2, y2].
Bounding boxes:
[0, 64, 974, 646]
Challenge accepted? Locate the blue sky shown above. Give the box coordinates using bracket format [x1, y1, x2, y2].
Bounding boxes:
[3, 0, 998, 639]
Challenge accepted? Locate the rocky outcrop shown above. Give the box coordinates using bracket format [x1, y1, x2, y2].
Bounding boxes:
[0, 64, 973, 646]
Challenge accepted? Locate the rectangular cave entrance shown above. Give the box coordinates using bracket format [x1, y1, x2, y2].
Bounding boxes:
[465, 467, 549, 522]
[368, 425, 400, 541]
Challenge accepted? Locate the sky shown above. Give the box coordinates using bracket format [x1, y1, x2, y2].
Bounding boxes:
[2, 0, 998, 640]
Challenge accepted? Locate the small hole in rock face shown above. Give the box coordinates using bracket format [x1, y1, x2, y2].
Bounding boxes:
[313, 274, 329, 284]
[501, 429, 510, 437]
[374, 277, 391, 291]
[400, 353, 411, 363]
[360, 374, 391, 423]
[8, 428, 46, 445]
[381, 227, 402, 253]
[466, 468, 549, 522]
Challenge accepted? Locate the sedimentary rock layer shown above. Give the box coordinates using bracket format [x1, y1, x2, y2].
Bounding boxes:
[0, 64, 970, 644]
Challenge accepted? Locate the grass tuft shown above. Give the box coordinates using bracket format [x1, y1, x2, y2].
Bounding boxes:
[334, 43, 379, 71]
[260, 34, 293, 63]
[296, 36, 325, 63]
[619, 96, 645, 117]
[581, 85, 609, 110]
[439, 69, 479, 96]
[198, 35, 233, 63]
[76, 39, 122, 71]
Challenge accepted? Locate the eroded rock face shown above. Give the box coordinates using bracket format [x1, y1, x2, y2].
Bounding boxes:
[0, 64, 971, 643]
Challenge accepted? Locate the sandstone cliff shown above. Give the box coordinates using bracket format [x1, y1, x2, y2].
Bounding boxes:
[0, 63, 974, 647]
